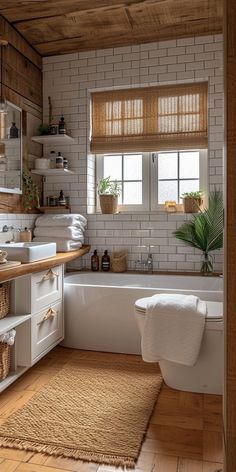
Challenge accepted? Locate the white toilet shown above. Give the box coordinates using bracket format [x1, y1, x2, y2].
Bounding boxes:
[134, 297, 223, 394]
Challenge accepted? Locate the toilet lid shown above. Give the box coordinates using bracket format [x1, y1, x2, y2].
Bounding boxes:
[135, 297, 223, 321]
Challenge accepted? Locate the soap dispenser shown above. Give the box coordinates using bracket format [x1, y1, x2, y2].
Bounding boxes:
[58, 190, 66, 206]
[101, 250, 110, 271]
[91, 250, 99, 271]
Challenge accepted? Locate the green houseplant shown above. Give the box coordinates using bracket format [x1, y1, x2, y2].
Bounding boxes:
[97, 177, 121, 214]
[182, 190, 203, 213]
[173, 190, 223, 275]
[22, 171, 40, 211]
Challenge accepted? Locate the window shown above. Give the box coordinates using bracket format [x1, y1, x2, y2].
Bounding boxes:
[96, 153, 149, 211]
[96, 150, 207, 212]
[157, 151, 201, 204]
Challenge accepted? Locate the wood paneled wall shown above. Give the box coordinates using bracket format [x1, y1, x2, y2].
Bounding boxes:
[0, 15, 42, 213]
[225, 0, 236, 470]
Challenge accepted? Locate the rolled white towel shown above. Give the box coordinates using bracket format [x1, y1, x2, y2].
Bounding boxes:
[34, 226, 85, 240]
[35, 214, 87, 228]
[33, 237, 83, 252]
[0, 329, 16, 346]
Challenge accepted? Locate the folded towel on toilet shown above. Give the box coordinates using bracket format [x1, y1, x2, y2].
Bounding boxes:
[141, 293, 207, 366]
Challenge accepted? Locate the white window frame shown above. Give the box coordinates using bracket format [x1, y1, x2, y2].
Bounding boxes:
[96, 149, 208, 212]
[150, 149, 208, 210]
[96, 153, 149, 212]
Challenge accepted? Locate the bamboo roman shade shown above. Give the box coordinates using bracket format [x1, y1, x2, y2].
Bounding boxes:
[90, 82, 208, 153]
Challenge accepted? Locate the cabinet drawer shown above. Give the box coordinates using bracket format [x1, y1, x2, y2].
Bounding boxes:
[31, 266, 63, 313]
[12, 265, 63, 314]
[32, 300, 63, 361]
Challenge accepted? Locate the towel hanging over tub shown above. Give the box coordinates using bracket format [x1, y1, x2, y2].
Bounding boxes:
[141, 293, 207, 366]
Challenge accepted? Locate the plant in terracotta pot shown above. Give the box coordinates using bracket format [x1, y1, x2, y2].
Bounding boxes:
[182, 191, 203, 213]
[173, 190, 223, 275]
[98, 177, 121, 214]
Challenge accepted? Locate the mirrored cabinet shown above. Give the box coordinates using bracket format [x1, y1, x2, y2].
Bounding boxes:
[0, 101, 22, 194]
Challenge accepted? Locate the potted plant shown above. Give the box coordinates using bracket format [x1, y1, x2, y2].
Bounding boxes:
[182, 191, 203, 213]
[173, 190, 223, 275]
[22, 171, 40, 211]
[97, 177, 121, 214]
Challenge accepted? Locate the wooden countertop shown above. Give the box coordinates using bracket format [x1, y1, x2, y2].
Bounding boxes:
[0, 245, 90, 283]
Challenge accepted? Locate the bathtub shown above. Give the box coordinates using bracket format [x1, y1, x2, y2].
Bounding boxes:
[63, 272, 223, 355]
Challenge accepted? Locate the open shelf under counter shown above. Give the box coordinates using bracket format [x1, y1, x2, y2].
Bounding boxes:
[0, 366, 28, 392]
[31, 134, 75, 145]
[31, 168, 75, 176]
[0, 314, 31, 335]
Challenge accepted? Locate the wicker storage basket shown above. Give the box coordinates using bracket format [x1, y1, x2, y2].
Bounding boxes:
[111, 251, 127, 272]
[0, 343, 11, 380]
[0, 282, 10, 319]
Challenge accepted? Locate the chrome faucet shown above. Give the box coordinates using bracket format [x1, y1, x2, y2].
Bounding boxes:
[134, 252, 153, 273]
[146, 252, 153, 273]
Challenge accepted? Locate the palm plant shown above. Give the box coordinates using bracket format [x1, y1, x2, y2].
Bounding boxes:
[173, 191, 223, 275]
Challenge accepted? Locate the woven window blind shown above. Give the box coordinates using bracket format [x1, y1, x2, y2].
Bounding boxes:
[90, 82, 208, 153]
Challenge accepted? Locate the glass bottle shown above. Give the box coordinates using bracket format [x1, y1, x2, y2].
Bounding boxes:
[58, 115, 66, 134]
[91, 250, 99, 271]
[101, 250, 110, 271]
[9, 122, 18, 139]
[58, 190, 66, 206]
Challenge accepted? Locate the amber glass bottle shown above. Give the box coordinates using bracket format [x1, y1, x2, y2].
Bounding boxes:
[101, 250, 110, 271]
[91, 250, 99, 271]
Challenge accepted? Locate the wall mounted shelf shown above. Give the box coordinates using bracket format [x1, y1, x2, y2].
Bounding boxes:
[31, 134, 75, 145]
[31, 168, 75, 176]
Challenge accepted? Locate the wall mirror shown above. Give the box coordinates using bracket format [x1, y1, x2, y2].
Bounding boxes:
[0, 101, 22, 194]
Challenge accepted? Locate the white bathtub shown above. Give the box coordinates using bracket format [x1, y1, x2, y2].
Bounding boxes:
[63, 272, 223, 354]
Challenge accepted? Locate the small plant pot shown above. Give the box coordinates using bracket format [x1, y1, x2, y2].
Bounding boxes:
[183, 197, 202, 213]
[99, 194, 118, 214]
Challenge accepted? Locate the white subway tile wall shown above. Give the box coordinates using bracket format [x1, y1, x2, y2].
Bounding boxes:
[0, 214, 37, 236]
[2, 34, 223, 273]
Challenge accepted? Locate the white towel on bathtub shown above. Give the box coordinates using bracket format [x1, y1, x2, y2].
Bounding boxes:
[141, 293, 207, 366]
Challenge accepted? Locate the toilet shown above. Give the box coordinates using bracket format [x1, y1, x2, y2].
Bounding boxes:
[134, 297, 223, 394]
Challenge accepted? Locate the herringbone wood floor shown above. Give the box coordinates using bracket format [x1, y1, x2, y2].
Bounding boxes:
[0, 347, 223, 472]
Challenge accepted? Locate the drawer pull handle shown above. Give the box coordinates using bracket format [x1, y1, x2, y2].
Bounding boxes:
[38, 269, 58, 283]
[37, 307, 58, 325]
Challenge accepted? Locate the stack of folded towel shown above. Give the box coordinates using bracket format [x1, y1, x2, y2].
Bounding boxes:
[33, 214, 87, 252]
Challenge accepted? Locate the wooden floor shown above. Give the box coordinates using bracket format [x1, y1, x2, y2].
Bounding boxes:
[0, 347, 223, 472]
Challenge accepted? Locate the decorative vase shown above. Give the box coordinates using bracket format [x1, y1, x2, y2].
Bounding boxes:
[200, 253, 214, 276]
[183, 197, 202, 213]
[99, 194, 118, 214]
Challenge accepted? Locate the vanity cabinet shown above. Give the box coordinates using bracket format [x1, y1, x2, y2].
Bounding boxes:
[0, 264, 64, 392]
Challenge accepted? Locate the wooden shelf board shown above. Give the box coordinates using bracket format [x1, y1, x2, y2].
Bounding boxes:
[31, 134, 75, 145]
[31, 168, 75, 176]
[0, 314, 31, 335]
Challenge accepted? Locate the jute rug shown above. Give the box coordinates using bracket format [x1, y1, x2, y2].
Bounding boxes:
[0, 351, 163, 468]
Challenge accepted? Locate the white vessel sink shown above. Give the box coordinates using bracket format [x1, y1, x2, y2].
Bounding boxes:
[0, 242, 57, 263]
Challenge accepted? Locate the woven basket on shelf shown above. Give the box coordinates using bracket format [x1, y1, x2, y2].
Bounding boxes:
[0, 343, 11, 380]
[0, 282, 10, 319]
[111, 251, 127, 273]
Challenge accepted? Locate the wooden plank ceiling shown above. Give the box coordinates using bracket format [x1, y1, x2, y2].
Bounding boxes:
[0, 0, 223, 56]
